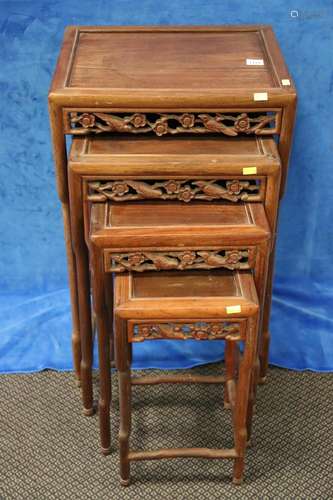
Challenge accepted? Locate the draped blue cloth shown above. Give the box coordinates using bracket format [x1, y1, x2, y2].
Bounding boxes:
[1, 276, 332, 373]
[0, 0, 332, 373]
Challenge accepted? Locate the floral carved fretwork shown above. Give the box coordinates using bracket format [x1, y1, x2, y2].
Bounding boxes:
[104, 249, 252, 273]
[66, 111, 279, 136]
[131, 322, 241, 342]
[87, 179, 262, 203]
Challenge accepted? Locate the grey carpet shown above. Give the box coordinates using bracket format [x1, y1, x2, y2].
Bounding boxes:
[0, 365, 332, 499]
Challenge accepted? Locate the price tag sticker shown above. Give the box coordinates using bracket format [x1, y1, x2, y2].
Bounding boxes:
[246, 58, 264, 66]
[243, 166, 257, 175]
[253, 92, 268, 101]
[226, 305, 242, 314]
[281, 79, 291, 86]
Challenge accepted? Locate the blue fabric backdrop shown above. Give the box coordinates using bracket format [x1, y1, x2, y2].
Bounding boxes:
[0, 0, 332, 373]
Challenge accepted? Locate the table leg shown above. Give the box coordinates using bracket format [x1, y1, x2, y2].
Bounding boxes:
[233, 316, 258, 485]
[91, 249, 112, 451]
[75, 248, 94, 415]
[49, 103, 81, 384]
[116, 315, 132, 486]
[252, 241, 271, 387]
[259, 101, 297, 380]
[224, 340, 237, 409]
[260, 248, 276, 382]
[67, 170, 94, 414]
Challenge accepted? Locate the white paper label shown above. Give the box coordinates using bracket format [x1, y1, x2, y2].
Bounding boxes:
[246, 58, 264, 66]
[253, 92, 268, 101]
[226, 305, 242, 314]
[282, 79, 291, 86]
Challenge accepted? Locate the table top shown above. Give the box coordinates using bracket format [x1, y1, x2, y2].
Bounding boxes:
[131, 270, 241, 299]
[72, 134, 273, 157]
[90, 200, 270, 249]
[49, 25, 296, 107]
[114, 269, 259, 318]
[69, 135, 280, 172]
[107, 201, 258, 228]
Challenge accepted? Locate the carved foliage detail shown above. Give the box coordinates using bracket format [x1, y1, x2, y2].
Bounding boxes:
[132, 322, 241, 342]
[68, 111, 277, 136]
[105, 249, 250, 272]
[88, 179, 261, 203]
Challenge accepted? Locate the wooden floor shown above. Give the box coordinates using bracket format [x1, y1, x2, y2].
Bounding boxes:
[0, 365, 332, 499]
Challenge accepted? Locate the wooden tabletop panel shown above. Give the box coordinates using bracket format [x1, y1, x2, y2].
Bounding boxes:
[49, 25, 296, 106]
[69, 30, 276, 90]
[114, 269, 259, 319]
[131, 269, 240, 298]
[108, 201, 252, 227]
[69, 135, 280, 174]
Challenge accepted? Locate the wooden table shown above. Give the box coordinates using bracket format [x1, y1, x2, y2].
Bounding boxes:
[49, 26, 296, 413]
[89, 193, 271, 454]
[112, 269, 260, 485]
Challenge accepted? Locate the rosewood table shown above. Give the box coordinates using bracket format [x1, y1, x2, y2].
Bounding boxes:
[69, 133, 280, 415]
[112, 269, 259, 485]
[49, 26, 296, 413]
[89, 192, 271, 452]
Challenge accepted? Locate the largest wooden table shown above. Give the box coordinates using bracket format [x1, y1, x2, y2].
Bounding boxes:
[49, 25, 296, 412]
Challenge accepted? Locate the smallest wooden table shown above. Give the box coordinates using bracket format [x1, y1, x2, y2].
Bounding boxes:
[112, 269, 259, 485]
